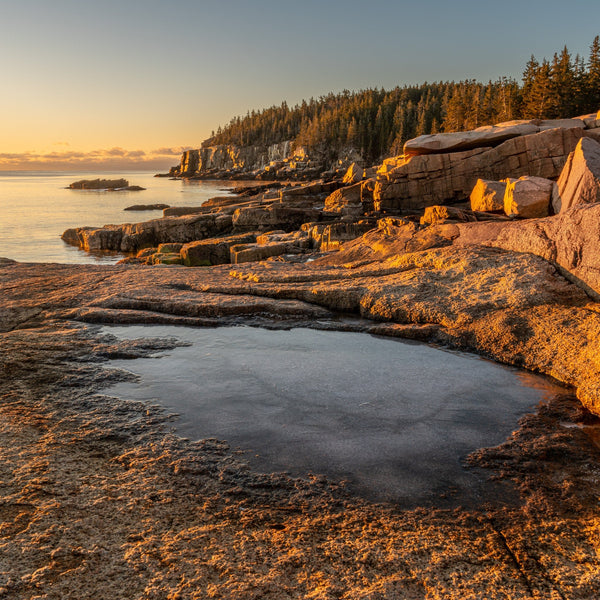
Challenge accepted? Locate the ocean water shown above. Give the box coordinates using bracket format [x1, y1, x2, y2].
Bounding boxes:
[0, 171, 236, 264]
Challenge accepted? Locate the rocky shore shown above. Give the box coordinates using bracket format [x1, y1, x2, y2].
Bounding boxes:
[3, 113, 600, 597]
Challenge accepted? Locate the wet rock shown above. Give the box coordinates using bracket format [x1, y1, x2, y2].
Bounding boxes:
[552, 137, 600, 213]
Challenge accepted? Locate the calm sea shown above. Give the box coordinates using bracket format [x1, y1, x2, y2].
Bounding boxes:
[0, 171, 235, 264]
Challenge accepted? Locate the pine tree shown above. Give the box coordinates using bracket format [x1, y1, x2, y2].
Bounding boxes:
[586, 35, 600, 112]
[550, 47, 576, 117]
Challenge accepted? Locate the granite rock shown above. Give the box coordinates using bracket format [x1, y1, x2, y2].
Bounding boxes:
[503, 176, 554, 218]
[470, 179, 507, 212]
[552, 137, 600, 213]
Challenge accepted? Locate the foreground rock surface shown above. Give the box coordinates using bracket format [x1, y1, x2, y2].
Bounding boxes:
[1, 255, 600, 599]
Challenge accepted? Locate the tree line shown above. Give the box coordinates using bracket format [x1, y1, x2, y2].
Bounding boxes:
[204, 37, 600, 164]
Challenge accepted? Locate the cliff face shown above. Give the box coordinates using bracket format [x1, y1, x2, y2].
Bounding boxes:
[174, 141, 294, 177]
[171, 142, 365, 180]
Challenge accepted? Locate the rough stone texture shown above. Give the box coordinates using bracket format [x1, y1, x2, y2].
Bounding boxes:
[375, 127, 586, 211]
[180, 234, 257, 266]
[279, 181, 340, 201]
[503, 176, 554, 218]
[177, 142, 292, 176]
[470, 179, 507, 212]
[303, 220, 377, 251]
[151, 252, 183, 265]
[342, 162, 365, 184]
[420, 205, 480, 225]
[162, 205, 210, 217]
[324, 182, 363, 215]
[230, 241, 303, 264]
[452, 202, 600, 302]
[552, 137, 600, 213]
[157, 242, 184, 254]
[232, 205, 325, 232]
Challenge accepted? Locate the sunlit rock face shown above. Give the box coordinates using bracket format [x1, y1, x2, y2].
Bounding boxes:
[374, 128, 586, 211]
[552, 137, 600, 213]
[470, 179, 507, 212]
[503, 176, 554, 218]
[176, 142, 292, 176]
[403, 118, 587, 158]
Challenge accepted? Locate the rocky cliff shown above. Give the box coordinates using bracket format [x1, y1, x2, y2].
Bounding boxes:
[171, 142, 365, 180]
[175, 141, 291, 175]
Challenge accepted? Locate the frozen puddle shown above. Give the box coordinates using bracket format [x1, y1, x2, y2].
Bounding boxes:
[103, 325, 564, 503]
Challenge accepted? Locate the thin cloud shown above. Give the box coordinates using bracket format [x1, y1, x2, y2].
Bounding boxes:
[0, 147, 186, 171]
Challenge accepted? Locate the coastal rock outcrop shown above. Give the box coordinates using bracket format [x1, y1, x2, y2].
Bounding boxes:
[62, 213, 233, 253]
[124, 204, 170, 211]
[374, 127, 586, 211]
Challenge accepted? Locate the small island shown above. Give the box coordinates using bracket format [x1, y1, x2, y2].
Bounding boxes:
[68, 178, 145, 191]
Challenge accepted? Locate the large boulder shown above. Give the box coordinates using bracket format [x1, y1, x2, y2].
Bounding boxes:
[420, 206, 479, 225]
[403, 121, 540, 157]
[469, 179, 507, 212]
[552, 137, 600, 213]
[504, 176, 554, 218]
[342, 163, 365, 184]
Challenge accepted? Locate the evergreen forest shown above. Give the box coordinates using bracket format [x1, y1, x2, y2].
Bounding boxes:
[203, 37, 600, 164]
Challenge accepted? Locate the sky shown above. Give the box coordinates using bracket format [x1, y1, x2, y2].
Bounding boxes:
[1, 0, 598, 171]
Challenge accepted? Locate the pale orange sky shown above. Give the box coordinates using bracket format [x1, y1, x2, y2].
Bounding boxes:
[1, 0, 596, 171]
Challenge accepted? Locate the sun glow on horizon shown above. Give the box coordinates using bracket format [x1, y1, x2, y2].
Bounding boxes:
[0, 146, 189, 172]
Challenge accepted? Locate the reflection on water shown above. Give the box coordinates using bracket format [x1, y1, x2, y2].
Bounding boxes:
[0, 171, 235, 264]
[103, 325, 569, 504]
